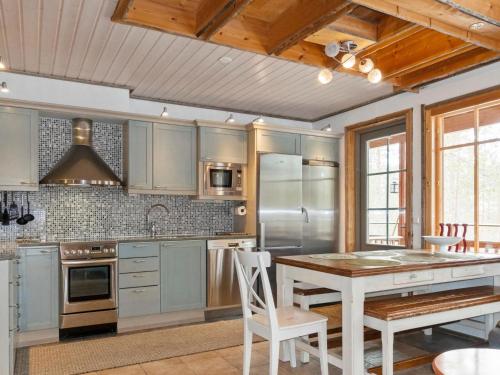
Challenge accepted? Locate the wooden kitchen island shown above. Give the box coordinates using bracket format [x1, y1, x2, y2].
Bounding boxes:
[275, 250, 500, 375]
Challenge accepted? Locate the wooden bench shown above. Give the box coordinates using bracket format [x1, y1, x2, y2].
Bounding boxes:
[364, 286, 500, 375]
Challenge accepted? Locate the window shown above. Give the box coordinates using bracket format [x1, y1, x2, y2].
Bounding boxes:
[435, 101, 500, 251]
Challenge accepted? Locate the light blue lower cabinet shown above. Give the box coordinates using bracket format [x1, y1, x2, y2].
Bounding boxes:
[18, 247, 59, 331]
[160, 241, 206, 312]
[119, 286, 161, 317]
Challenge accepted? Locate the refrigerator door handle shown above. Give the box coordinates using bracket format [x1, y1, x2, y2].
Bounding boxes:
[258, 246, 304, 251]
[259, 222, 266, 251]
[301, 206, 310, 223]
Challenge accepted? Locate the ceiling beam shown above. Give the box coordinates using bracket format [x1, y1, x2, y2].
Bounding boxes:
[435, 0, 500, 26]
[195, 0, 253, 40]
[349, 0, 500, 51]
[328, 14, 378, 41]
[266, 0, 355, 56]
[395, 47, 499, 88]
[375, 29, 475, 80]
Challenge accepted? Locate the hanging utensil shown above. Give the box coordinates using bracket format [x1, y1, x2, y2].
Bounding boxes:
[23, 192, 34, 222]
[2, 192, 9, 226]
[16, 195, 28, 225]
[9, 192, 19, 220]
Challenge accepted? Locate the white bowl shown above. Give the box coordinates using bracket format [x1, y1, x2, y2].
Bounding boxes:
[422, 236, 462, 252]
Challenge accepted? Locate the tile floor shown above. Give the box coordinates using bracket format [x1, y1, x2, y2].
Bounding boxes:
[83, 328, 483, 375]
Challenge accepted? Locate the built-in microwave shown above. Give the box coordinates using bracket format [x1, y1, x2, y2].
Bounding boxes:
[201, 162, 245, 199]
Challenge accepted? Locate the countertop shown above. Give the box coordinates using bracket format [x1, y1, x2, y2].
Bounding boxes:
[14, 233, 256, 248]
[0, 241, 18, 260]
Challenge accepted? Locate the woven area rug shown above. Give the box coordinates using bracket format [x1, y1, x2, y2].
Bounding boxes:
[16, 319, 257, 375]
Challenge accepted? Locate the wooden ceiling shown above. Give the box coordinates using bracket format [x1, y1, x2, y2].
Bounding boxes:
[112, 0, 500, 90]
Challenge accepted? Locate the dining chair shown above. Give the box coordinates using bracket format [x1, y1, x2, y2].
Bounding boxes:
[233, 249, 329, 375]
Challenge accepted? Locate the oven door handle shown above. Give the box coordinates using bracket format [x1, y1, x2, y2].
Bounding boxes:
[61, 258, 117, 266]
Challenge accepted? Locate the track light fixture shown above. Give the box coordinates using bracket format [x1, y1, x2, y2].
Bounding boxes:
[160, 106, 169, 118]
[1, 82, 9, 93]
[225, 113, 235, 123]
[254, 116, 264, 124]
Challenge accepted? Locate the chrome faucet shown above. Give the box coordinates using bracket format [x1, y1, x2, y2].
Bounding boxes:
[146, 204, 169, 237]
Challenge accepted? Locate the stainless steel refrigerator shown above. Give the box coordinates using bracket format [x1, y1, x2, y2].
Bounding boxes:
[258, 153, 339, 290]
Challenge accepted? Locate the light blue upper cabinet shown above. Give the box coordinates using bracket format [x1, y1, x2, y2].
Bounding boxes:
[199, 127, 247, 164]
[124, 120, 153, 191]
[18, 247, 59, 331]
[153, 123, 197, 194]
[256, 129, 301, 155]
[300, 135, 339, 162]
[0, 107, 39, 191]
[160, 240, 206, 312]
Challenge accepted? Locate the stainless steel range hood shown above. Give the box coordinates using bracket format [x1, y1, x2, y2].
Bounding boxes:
[40, 118, 122, 186]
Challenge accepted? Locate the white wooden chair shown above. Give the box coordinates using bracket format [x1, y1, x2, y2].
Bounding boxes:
[233, 249, 329, 375]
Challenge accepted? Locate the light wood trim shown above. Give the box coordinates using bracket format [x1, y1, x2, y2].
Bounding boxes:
[435, 0, 500, 26]
[266, 0, 353, 56]
[194, 119, 246, 130]
[422, 87, 500, 251]
[427, 85, 500, 116]
[350, 0, 500, 51]
[344, 109, 413, 252]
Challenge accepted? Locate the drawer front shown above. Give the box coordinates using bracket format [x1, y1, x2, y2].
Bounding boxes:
[119, 286, 160, 317]
[452, 265, 485, 278]
[119, 257, 159, 273]
[119, 271, 159, 288]
[394, 270, 434, 285]
[119, 242, 159, 258]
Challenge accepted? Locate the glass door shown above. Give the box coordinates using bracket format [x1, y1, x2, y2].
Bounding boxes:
[359, 123, 407, 250]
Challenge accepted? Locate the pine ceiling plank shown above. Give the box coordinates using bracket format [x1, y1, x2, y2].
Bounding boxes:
[132, 36, 192, 96]
[65, 0, 106, 78]
[1, 0, 25, 70]
[435, 0, 500, 26]
[305, 28, 375, 51]
[327, 14, 378, 42]
[51, 0, 84, 76]
[162, 44, 232, 99]
[37, 0, 63, 74]
[196, 0, 252, 40]
[266, 0, 354, 55]
[91, 23, 131, 82]
[114, 30, 162, 85]
[21, 0, 41, 73]
[350, 0, 500, 51]
[148, 39, 215, 98]
[0, 1, 10, 69]
[396, 47, 499, 88]
[103, 26, 147, 83]
[112, 0, 195, 36]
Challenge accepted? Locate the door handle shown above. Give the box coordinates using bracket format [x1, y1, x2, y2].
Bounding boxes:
[133, 260, 146, 263]
[301, 207, 310, 223]
[133, 289, 145, 293]
[132, 274, 145, 278]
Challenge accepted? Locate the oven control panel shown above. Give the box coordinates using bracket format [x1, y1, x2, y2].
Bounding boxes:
[60, 241, 117, 260]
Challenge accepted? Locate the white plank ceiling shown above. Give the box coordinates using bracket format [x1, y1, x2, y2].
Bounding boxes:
[0, 0, 394, 121]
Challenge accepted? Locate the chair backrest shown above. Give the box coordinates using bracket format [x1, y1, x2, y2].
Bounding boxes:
[233, 249, 278, 330]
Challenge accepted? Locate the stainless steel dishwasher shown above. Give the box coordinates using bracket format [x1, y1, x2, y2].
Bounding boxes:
[206, 237, 257, 309]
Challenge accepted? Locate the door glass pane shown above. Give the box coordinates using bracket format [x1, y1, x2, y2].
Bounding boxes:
[388, 209, 405, 246]
[388, 171, 406, 208]
[368, 174, 387, 208]
[479, 141, 500, 248]
[367, 138, 387, 174]
[442, 111, 474, 147]
[388, 133, 406, 171]
[68, 265, 110, 302]
[479, 105, 500, 141]
[442, 146, 474, 230]
[368, 210, 387, 245]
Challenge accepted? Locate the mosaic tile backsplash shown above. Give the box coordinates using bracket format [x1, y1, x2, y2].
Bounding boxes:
[0, 117, 234, 241]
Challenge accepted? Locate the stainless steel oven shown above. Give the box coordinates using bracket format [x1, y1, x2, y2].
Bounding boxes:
[59, 241, 118, 335]
[201, 162, 245, 199]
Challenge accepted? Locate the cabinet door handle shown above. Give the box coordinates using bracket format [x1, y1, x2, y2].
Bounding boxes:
[132, 274, 145, 278]
[133, 289, 145, 293]
[20, 181, 36, 186]
[154, 186, 167, 189]
[133, 260, 146, 263]
[40, 249, 53, 254]
[132, 245, 148, 248]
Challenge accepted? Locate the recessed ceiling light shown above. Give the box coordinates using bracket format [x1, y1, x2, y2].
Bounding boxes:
[1, 82, 9, 93]
[470, 22, 485, 30]
[219, 56, 233, 65]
